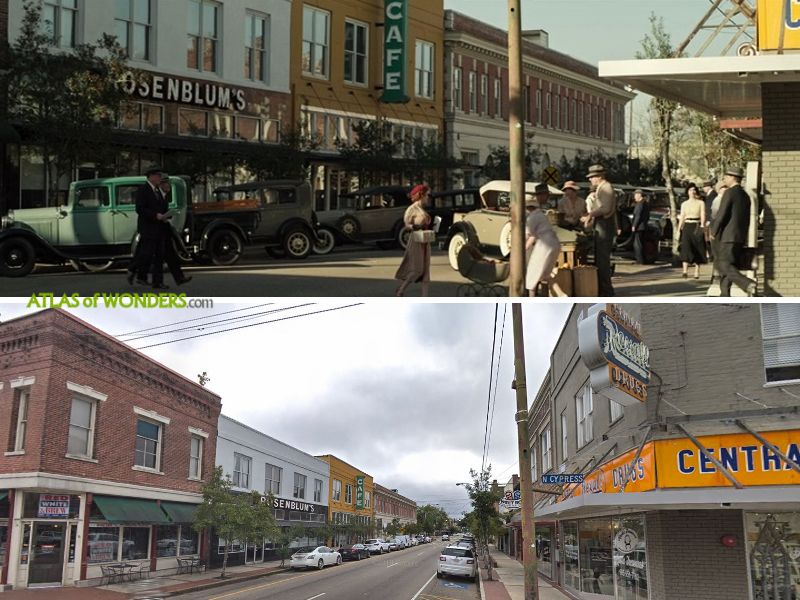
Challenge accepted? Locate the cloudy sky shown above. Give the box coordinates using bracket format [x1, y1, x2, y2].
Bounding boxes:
[0, 301, 572, 517]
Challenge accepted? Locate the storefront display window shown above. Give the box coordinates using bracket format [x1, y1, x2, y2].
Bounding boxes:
[747, 512, 800, 600]
[23, 493, 80, 519]
[87, 526, 120, 564]
[536, 524, 554, 579]
[156, 524, 180, 557]
[181, 527, 199, 555]
[563, 520, 580, 590]
[0, 525, 7, 567]
[613, 515, 648, 600]
[579, 518, 614, 598]
[122, 527, 150, 560]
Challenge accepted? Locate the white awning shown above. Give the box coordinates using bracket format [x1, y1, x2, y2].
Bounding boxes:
[598, 54, 800, 119]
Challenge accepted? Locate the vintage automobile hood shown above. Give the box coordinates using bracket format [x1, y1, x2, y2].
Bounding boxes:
[3, 206, 65, 242]
[316, 209, 350, 227]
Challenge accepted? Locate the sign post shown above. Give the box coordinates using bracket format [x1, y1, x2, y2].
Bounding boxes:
[380, 0, 409, 103]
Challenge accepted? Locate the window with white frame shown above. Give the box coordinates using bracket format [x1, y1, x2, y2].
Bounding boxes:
[345, 483, 353, 504]
[452, 66, 463, 110]
[610, 400, 624, 423]
[494, 78, 502, 116]
[43, 0, 77, 48]
[245, 12, 269, 82]
[480, 74, 488, 115]
[188, 435, 203, 479]
[415, 40, 434, 98]
[115, 0, 150, 61]
[187, 0, 219, 72]
[233, 452, 252, 488]
[265, 463, 282, 495]
[578, 100, 584, 133]
[314, 478, 322, 502]
[561, 410, 568, 462]
[344, 20, 368, 85]
[562, 97, 569, 129]
[365, 491, 370, 508]
[761, 305, 800, 383]
[302, 5, 329, 78]
[554, 95, 560, 130]
[576, 386, 594, 448]
[531, 444, 537, 481]
[135, 419, 161, 470]
[468, 72, 477, 112]
[540, 426, 552, 473]
[572, 99, 577, 132]
[294, 473, 306, 499]
[12, 388, 30, 452]
[333, 479, 341, 501]
[546, 92, 552, 127]
[535, 89, 542, 124]
[524, 85, 531, 123]
[68, 396, 97, 458]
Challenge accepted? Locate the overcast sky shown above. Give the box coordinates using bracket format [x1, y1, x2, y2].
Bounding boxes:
[0, 301, 572, 517]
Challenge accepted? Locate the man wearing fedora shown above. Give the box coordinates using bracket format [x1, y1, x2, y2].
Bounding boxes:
[581, 164, 616, 295]
[709, 166, 756, 296]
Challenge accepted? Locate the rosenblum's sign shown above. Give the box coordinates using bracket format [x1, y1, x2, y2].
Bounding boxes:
[757, 0, 800, 51]
[121, 72, 247, 111]
[578, 304, 650, 406]
[261, 496, 322, 514]
[559, 428, 800, 500]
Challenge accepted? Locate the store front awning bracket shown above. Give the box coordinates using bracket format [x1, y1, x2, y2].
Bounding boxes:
[618, 424, 654, 494]
[675, 424, 744, 489]
[734, 419, 800, 476]
[664, 405, 800, 424]
[561, 442, 618, 502]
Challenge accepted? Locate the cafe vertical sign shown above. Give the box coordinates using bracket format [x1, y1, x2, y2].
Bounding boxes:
[381, 0, 409, 103]
[578, 304, 650, 406]
[356, 475, 365, 509]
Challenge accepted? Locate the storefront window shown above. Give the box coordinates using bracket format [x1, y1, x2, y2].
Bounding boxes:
[156, 525, 180, 557]
[237, 117, 260, 142]
[181, 527, 199, 555]
[0, 525, 7, 567]
[613, 515, 648, 600]
[87, 526, 119, 563]
[122, 527, 150, 560]
[579, 518, 614, 597]
[179, 109, 208, 136]
[563, 520, 580, 590]
[23, 493, 80, 519]
[747, 512, 800, 600]
[536, 525, 554, 579]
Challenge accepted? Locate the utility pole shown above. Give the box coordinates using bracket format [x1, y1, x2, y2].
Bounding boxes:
[512, 304, 538, 600]
[507, 0, 526, 297]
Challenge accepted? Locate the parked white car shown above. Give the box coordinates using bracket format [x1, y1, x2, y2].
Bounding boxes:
[364, 539, 391, 555]
[441, 533, 450, 541]
[437, 545, 477, 579]
[393, 536, 407, 550]
[290, 546, 342, 570]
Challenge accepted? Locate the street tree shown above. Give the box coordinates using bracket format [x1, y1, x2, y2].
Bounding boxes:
[275, 524, 310, 567]
[463, 467, 503, 554]
[482, 142, 542, 181]
[416, 504, 450, 534]
[385, 518, 402, 538]
[336, 119, 399, 187]
[0, 1, 134, 205]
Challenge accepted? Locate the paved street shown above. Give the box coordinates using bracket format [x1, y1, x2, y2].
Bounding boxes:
[0, 245, 717, 298]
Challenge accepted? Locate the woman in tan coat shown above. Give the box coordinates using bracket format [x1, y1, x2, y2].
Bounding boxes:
[395, 184, 433, 296]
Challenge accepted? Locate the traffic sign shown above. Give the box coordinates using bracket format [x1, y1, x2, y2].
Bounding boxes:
[542, 473, 584, 484]
[542, 165, 561, 186]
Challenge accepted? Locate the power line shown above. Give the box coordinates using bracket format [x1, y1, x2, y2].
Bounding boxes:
[481, 305, 499, 475]
[485, 304, 508, 473]
[134, 304, 364, 350]
[115, 302, 276, 337]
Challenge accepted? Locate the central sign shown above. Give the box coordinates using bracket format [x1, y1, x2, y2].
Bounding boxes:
[355, 475, 365, 510]
[757, 0, 800, 51]
[381, 0, 409, 103]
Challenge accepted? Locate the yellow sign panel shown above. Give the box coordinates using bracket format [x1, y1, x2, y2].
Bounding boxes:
[757, 0, 800, 51]
[655, 429, 800, 488]
[567, 442, 656, 498]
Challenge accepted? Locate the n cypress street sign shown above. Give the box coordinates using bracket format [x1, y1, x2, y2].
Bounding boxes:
[381, 0, 409, 103]
[541, 474, 585, 485]
[356, 475, 365, 509]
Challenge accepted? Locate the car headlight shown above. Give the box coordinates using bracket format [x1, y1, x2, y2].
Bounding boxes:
[1, 213, 13, 229]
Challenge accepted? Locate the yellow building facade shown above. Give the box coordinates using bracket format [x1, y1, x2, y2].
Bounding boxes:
[316, 455, 375, 543]
[290, 0, 445, 208]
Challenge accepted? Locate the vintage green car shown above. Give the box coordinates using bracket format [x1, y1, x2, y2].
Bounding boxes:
[0, 176, 190, 277]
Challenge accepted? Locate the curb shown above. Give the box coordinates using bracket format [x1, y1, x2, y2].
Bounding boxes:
[133, 567, 292, 598]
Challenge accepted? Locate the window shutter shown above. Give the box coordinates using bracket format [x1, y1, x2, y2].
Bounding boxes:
[762, 305, 800, 368]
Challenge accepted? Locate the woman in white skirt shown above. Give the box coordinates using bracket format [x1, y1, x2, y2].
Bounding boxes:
[525, 184, 565, 297]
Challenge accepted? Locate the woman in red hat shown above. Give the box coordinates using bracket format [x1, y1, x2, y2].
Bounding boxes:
[395, 184, 433, 296]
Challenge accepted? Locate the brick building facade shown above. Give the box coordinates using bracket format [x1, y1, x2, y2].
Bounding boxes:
[523, 303, 800, 600]
[0, 309, 221, 590]
[372, 483, 417, 533]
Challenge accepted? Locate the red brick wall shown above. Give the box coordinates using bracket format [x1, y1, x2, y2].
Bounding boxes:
[0, 310, 221, 493]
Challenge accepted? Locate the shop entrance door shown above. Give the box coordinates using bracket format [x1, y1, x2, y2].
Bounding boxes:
[28, 522, 66, 585]
[247, 541, 263, 563]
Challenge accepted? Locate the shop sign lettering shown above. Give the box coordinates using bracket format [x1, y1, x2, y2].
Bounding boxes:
[499, 489, 521, 510]
[260, 496, 322, 513]
[381, 0, 409, 103]
[121, 73, 247, 111]
[37, 494, 70, 518]
[757, 0, 800, 49]
[356, 475, 365, 510]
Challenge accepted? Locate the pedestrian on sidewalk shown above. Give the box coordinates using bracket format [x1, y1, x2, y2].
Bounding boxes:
[678, 182, 707, 279]
[157, 177, 192, 287]
[395, 184, 433, 297]
[525, 184, 565, 297]
[557, 180, 586, 229]
[127, 167, 169, 289]
[580, 164, 616, 296]
[630, 189, 650, 265]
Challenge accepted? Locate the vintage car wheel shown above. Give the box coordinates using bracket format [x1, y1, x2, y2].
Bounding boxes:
[312, 228, 336, 255]
[283, 227, 313, 259]
[396, 223, 411, 249]
[338, 216, 360, 239]
[448, 232, 468, 271]
[499, 222, 512, 257]
[0, 237, 36, 277]
[207, 229, 243, 266]
[79, 259, 115, 273]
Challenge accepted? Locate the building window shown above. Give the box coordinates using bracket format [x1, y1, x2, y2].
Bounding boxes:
[265, 463, 282, 495]
[480, 74, 488, 116]
[119, 102, 164, 133]
[452, 66, 463, 111]
[302, 5, 329, 78]
[524, 85, 531, 123]
[11, 388, 30, 452]
[531, 443, 538, 481]
[344, 20, 368, 85]
[115, 0, 150, 61]
[462, 150, 480, 187]
[554, 95, 560, 130]
[561, 410, 568, 462]
[494, 78, 501, 116]
[562, 97, 569, 130]
[345, 483, 353, 504]
[546, 92, 552, 128]
[314, 478, 322, 502]
[189, 435, 203, 479]
[535, 89, 541, 125]
[187, 0, 218, 72]
[233, 452, 252, 488]
[68, 396, 96, 458]
[600, 104, 606, 138]
[43, 0, 77, 48]
[762, 305, 800, 382]
[576, 386, 594, 448]
[245, 12, 269, 82]
[415, 40, 434, 98]
[593, 105, 599, 136]
[468, 72, 477, 113]
[135, 419, 161, 470]
[610, 400, 624, 423]
[294, 473, 306, 499]
[586, 103, 592, 135]
[541, 426, 552, 473]
[156, 525, 199, 558]
[578, 101, 584, 133]
[365, 491, 370, 508]
[333, 479, 341, 501]
[571, 99, 577, 132]
[178, 109, 208, 136]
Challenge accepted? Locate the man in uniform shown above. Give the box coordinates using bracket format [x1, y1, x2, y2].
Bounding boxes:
[581, 164, 616, 296]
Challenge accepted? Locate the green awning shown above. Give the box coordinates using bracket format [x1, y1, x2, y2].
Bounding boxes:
[0, 492, 7, 502]
[161, 502, 198, 524]
[94, 495, 170, 524]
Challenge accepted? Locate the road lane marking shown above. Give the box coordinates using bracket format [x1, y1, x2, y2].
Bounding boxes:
[307, 594, 326, 600]
[208, 571, 325, 600]
[410, 572, 438, 600]
[417, 551, 425, 556]
[387, 561, 399, 568]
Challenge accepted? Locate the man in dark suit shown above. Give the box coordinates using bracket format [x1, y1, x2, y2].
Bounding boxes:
[630, 189, 650, 264]
[709, 166, 756, 296]
[126, 168, 171, 289]
[157, 177, 191, 286]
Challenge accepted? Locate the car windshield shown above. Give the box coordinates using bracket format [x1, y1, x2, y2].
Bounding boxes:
[292, 546, 315, 554]
[442, 547, 473, 558]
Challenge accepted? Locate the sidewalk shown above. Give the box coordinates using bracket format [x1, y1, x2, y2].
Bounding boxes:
[480, 546, 574, 600]
[0, 559, 291, 599]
